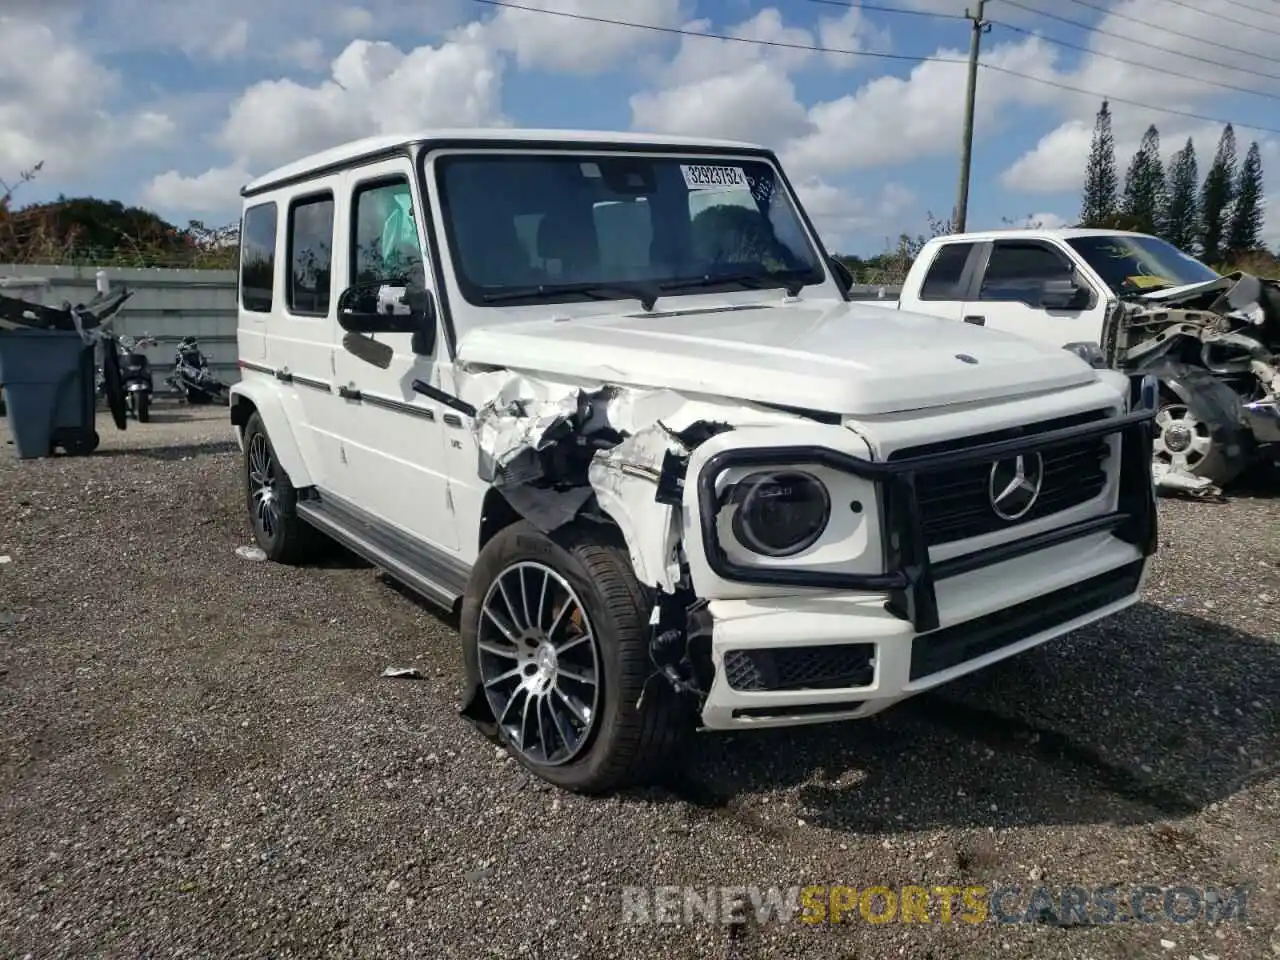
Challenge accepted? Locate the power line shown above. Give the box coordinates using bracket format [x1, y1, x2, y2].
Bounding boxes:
[802, 0, 968, 22]
[979, 61, 1280, 135]
[990, 18, 1280, 102]
[1058, 0, 1280, 66]
[1149, 0, 1280, 34]
[996, 0, 1280, 84]
[467, 0, 1280, 138]
[470, 0, 966, 67]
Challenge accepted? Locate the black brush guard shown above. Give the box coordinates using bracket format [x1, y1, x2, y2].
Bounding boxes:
[695, 394, 1159, 634]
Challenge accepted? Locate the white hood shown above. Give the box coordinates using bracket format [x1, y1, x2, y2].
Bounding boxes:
[455, 298, 1098, 416]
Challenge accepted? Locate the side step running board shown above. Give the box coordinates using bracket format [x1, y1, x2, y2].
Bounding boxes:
[296, 497, 470, 610]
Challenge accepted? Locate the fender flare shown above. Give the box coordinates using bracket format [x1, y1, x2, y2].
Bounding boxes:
[228, 379, 315, 488]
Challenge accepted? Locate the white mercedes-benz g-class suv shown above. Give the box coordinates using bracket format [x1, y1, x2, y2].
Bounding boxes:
[231, 128, 1159, 793]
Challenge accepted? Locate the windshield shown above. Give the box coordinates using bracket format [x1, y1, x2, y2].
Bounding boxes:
[1065, 234, 1220, 296]
[434, 152, 826, 310]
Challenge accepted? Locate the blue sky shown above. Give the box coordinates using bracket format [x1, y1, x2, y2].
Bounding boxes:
[3, 0, 1278, 255]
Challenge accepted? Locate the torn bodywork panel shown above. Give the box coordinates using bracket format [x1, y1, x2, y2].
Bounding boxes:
[1099, 271, 1280, 489]
[454, 365, 816, 725]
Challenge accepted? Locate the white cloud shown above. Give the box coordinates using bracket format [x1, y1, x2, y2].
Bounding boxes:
[628, 6, 887, 146]
[0, 14, 174, 177]
[997, 0, 1280, 194]
[486, 0, 685, 74]
[794, 176, 917, 251]
[141, 165, 251, 214]
[218, 26, 504, 171]
[781, 36, 1063, 180]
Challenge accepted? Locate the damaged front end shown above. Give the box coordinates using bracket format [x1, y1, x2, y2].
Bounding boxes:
[455, 368, 805, 724]
[1099, 271, 1280, 494]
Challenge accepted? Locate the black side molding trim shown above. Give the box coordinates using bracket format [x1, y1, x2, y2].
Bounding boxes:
[412, 378, 476, 418]
[362, 392, 436, 420]
[239, 361, 274, 376]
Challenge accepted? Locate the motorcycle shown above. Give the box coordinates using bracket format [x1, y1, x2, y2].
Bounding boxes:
[95, 333, 157, 423]
[165, 335, 228, 404]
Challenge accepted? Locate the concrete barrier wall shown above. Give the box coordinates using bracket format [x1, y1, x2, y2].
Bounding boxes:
[0, 264, 239, 392]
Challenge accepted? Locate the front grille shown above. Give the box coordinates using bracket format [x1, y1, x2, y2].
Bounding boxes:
[723, 644, 875, 692]
[891, 410, 1113, 545]
[908, 559, 1144, 681]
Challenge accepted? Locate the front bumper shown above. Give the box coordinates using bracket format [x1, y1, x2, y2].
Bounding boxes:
[699, 534, 1148, 729]
[694, 383, 1159, 730]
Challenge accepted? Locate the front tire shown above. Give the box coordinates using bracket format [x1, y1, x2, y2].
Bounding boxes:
[243, 412, 324, 563]
[1154, 399, 1247, 487]
[460, 521, 689, 794]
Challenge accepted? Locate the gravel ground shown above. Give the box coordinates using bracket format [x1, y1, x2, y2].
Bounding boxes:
[0, 403, 1277, 960]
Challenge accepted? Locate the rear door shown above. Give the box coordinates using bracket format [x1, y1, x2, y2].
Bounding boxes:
[962, 238, 1108, 347]
[263, 186, 342, 487]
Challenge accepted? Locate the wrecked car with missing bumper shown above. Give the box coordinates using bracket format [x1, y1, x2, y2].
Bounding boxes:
[230, 129, 1160, 793]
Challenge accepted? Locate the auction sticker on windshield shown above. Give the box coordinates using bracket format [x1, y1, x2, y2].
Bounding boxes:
[681, 164, 749, 190]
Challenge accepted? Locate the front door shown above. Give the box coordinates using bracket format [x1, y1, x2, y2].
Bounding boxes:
[963, 238, 1109, 349]
[327, 159, 460, 552]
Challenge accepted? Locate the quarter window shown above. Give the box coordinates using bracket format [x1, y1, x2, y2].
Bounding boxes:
[287, 194, 335, 316]
[239, 202, 277, 313]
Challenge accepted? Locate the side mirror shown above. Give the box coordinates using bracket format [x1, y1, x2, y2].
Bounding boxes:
[336, 280, 437, 361]
[1041, 277, 1091, 310]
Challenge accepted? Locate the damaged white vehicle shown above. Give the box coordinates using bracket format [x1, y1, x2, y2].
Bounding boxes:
[231, 129, 1160, 793]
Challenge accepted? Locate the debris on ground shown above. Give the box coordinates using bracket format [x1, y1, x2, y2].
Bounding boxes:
[381, 666, 424, 680]
[234, 544, 266, 561]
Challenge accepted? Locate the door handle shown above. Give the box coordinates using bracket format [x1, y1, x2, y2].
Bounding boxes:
[963, 315, 986, 326]
[338, 385, 361, 401]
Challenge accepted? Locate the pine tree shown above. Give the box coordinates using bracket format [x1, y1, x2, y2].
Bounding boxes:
[1080, 101, 1118, 227]
[1226, 141, 1264, 254]
[1198, 123, 1237, 264]
[1161, 137, 1199, 251]
[1121, 124, 1165, 235]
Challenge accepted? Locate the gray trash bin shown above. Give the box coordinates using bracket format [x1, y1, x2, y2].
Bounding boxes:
[0, 328, 100, 458]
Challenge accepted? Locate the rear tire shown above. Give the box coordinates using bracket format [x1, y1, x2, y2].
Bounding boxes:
[243, 412, 325, 564]
[460, 520, 690, 794]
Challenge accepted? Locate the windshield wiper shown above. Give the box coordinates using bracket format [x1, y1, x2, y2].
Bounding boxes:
[657, 270, 810, 297]
[481, 281, 659, 311]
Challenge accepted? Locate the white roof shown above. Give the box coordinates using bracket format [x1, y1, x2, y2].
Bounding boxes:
[933, 227, 1153, 243]
[242, 128, 770, 195]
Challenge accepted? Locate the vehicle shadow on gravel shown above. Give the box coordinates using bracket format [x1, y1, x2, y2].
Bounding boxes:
[659, 602, 1278, 835]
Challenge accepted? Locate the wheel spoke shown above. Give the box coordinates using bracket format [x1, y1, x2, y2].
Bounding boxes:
[555, 632, 591, 655]
[547, 696, 575, 753]
[554, 687, 590, 726]
[536, 695, 552, 761]
[557, 665, 597, 687]
[497, 573, 526, 633]
[535, 568, 549, 633]
[478, 639, 519, 660]
[545, 594, 572, 642]
[481, 606, 520, 644]
[519, 690, 534, 751]
[484, 665, 522, 688]
[497, 686, 524, 727]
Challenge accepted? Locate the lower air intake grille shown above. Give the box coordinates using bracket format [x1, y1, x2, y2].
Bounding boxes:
[723, 644, 875, 692]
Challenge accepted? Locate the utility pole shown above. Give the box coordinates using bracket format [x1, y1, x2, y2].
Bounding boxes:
[953, 0, 990, 234]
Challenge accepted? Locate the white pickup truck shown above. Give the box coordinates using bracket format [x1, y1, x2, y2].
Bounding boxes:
[882, 229, 1280, 491]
